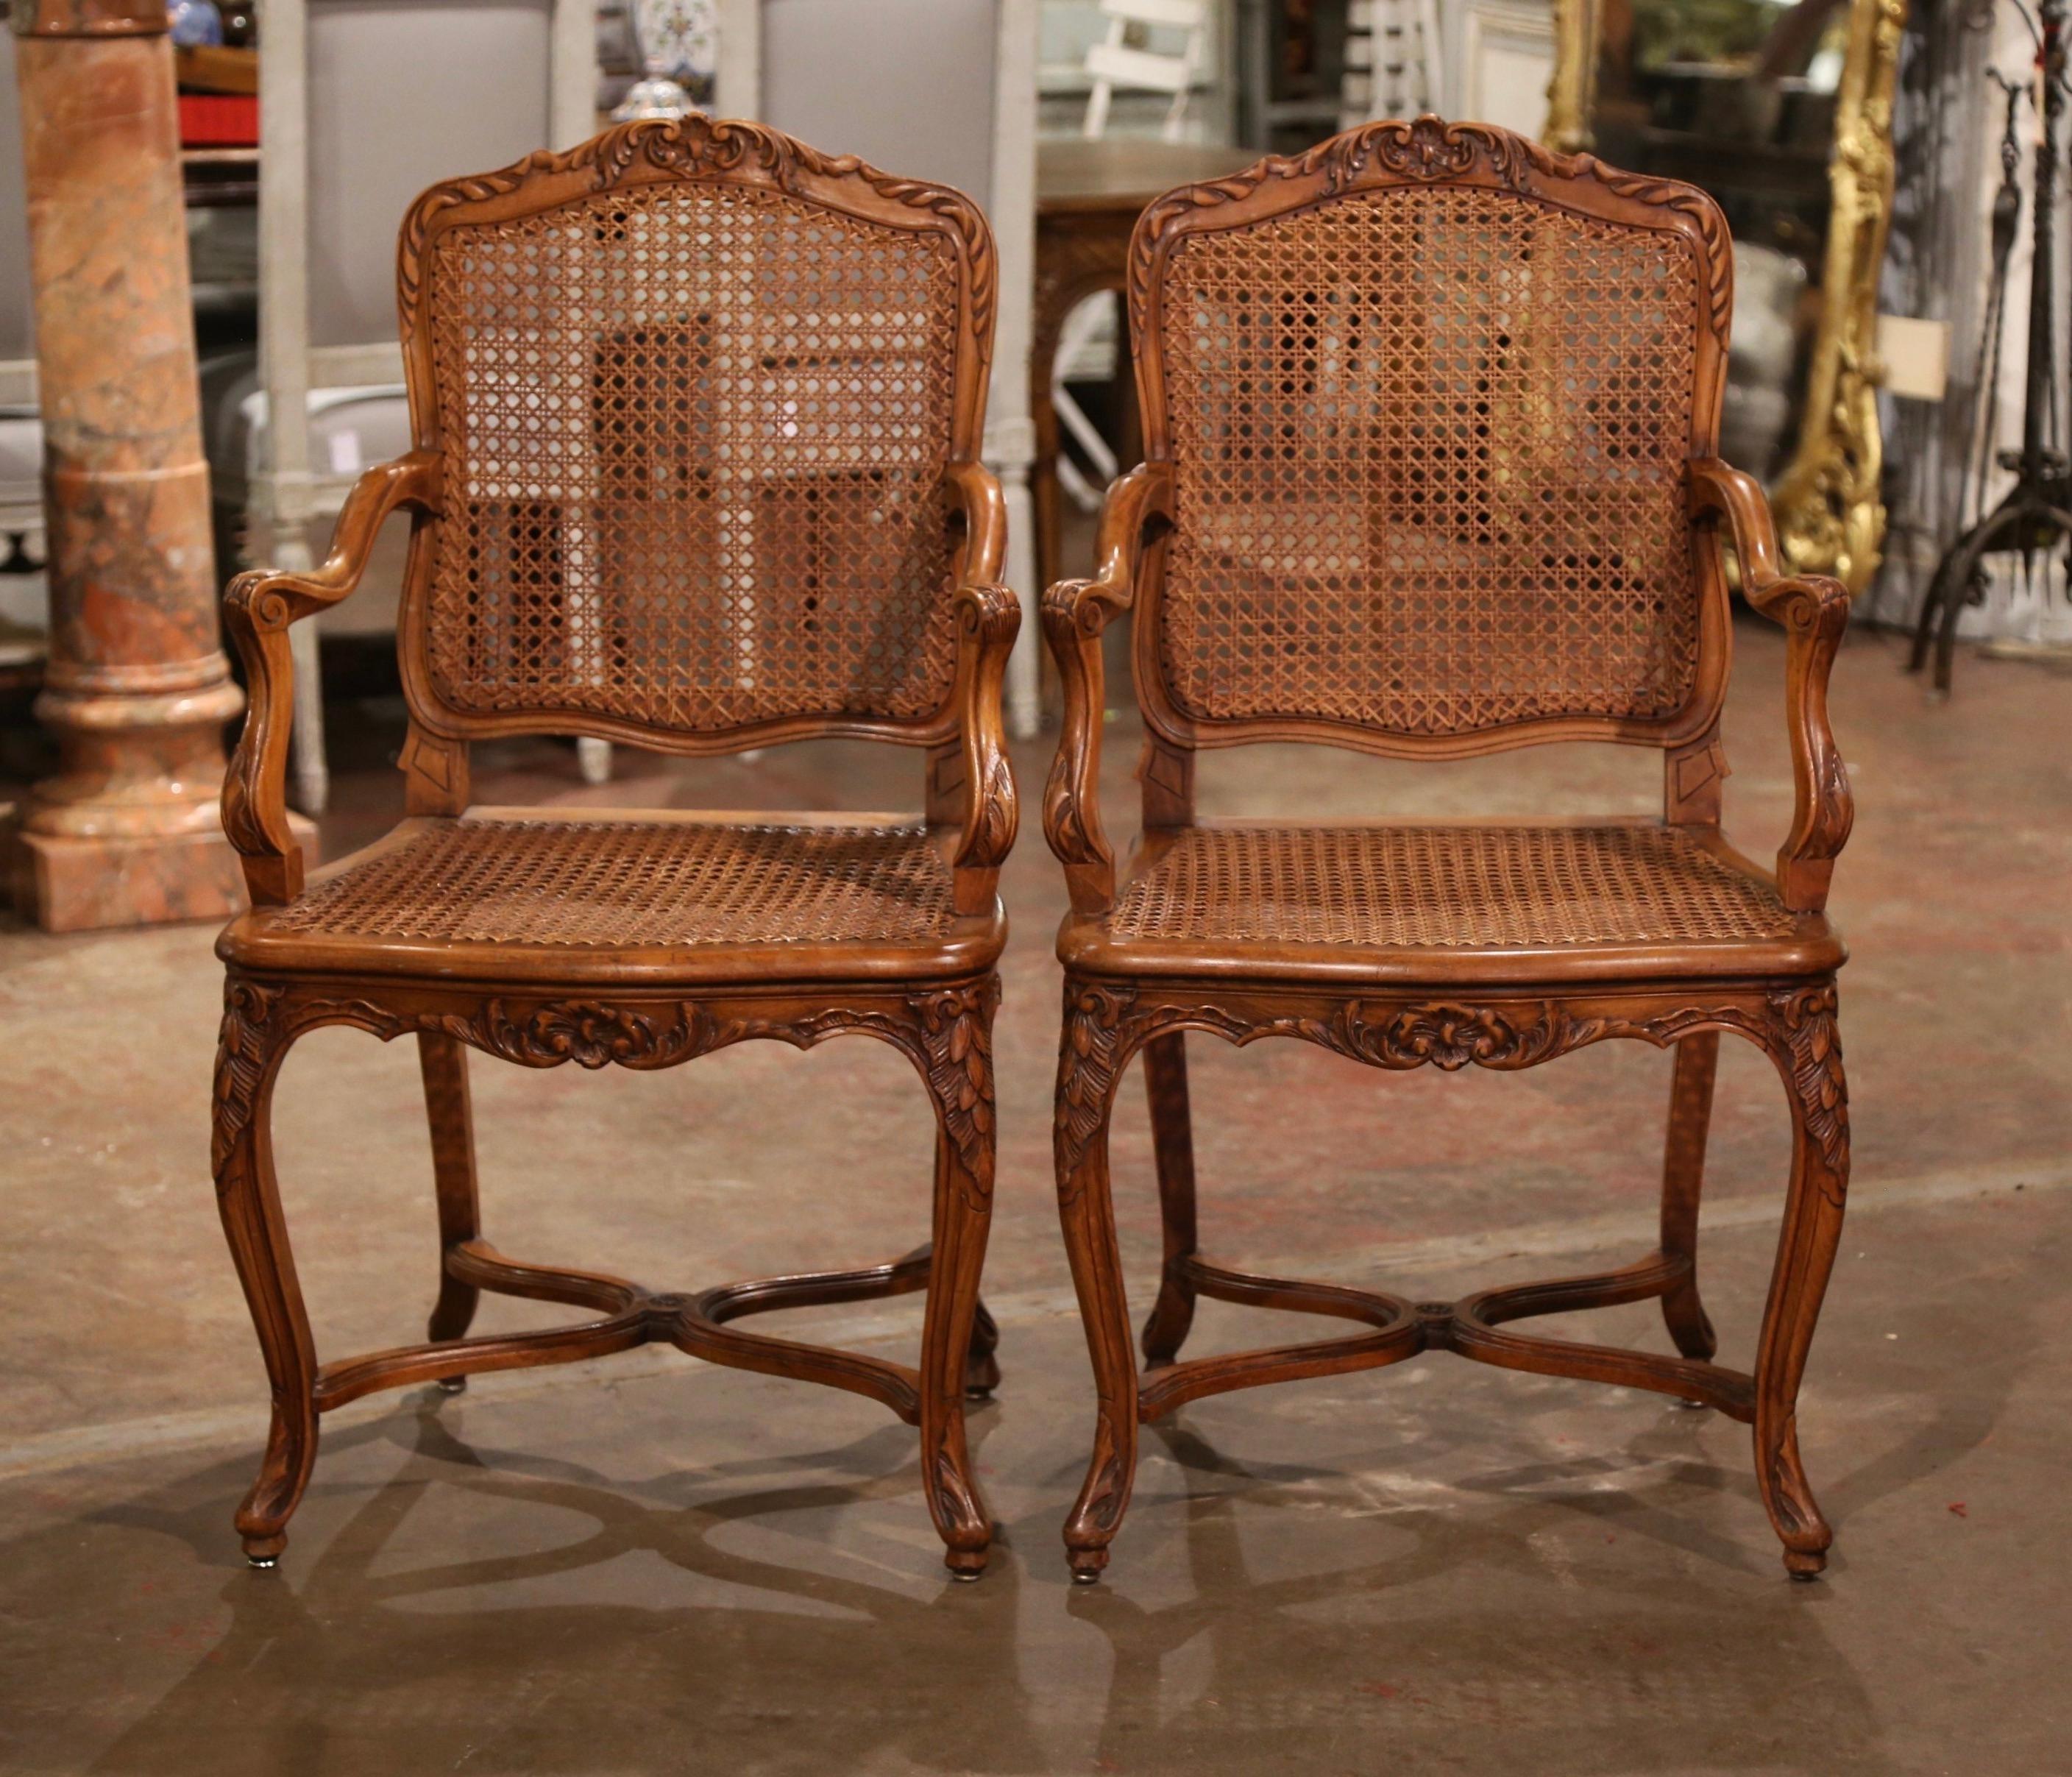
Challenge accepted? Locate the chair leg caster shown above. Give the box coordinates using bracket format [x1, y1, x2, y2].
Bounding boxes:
[943, 1549, 989, 1583]
[1671, 1395, 1709, 1411]
[436, 1375, 468, 1396]
[1068, 1550, 1108, 1585]
[1784, 1547, 1828, 1581]
[242, 1533, 285, 1569]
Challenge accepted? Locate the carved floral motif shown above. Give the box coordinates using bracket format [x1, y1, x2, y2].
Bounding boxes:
[443, 1000, 709, 1071]
[1307, 1001, 1575, 1072]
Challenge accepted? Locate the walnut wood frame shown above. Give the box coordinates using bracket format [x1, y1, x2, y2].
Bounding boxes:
[1043, 118, 1855, 1583]
[214, 117, 1020, 1578]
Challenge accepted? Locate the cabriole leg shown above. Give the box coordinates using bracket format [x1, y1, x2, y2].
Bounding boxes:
[915, 990, 999, 1580]
[213, 982, 317, 1567]
[1751, 988, 1851, 1578]
[1139, 1032, 1199, 1370]
[417, 1032, 480, 1391]
[1660, 1032, 1721, 1363]
[1057, 987, 1138, 1583]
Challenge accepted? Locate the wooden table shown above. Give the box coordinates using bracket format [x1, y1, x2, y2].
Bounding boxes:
[1033, 140, 1258, 597]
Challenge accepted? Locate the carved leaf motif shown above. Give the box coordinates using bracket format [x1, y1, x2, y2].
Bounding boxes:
[962, 753, 1018, 869]
[1041, 759, 1096, 865]
[912, 982, 1000, 1201]
[932, 1451, 984, 1537]
[1079, 1452, 1129, 1534]
[212, 982, 282, 1176]
[1773, 985, 1848, 1192]
[1055, 985, 1137, 1185]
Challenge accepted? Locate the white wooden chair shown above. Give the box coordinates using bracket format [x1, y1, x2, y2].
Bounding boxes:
[1053, 0, 1209, 514]
[0, 30, 47, 633]
[1341, 0, 1444, 130]
[210, 0, 599, 812]
[1082, 0, 1207, 138]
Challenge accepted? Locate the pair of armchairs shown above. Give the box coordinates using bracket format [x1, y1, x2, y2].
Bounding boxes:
[212, 113, 1853, 1587]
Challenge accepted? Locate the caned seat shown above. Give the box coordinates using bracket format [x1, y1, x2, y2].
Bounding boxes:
[1063, 820, 1841, 982]
[222, 812, 1004, 983]
[1041, 119, 1856, 1586]
[210, 118, 1018, 1580]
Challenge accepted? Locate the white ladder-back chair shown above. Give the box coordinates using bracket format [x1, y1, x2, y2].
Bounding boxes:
[1054, 0, 1209, 514]
[1341, 0, 1444, 130]
[1082, 0, 1207, 140]
[0, 29, 46, 632]
[226, 0, 598, 813]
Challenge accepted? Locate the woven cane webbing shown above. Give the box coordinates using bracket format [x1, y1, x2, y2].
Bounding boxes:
[1106, 826, 1796, 949]
[1154, 184, 1703, 735]
[269, 820, 958, 948]
[421, 180, 963, 734]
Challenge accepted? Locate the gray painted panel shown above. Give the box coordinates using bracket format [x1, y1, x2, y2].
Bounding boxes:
[760, 0, 996, 210]
[307, 0, 555, 349]
[0, 34, 33, 364]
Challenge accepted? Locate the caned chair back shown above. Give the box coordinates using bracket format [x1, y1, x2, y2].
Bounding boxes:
[1128, 118, 1733, 757]
[395, 116, 996, 750]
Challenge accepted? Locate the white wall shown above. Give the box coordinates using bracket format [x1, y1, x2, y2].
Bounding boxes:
[1438, 0, 1554, 139]
[759, 0, 998, 203]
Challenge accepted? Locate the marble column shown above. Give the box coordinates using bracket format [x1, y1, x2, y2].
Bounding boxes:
[8, 0, 244, 931]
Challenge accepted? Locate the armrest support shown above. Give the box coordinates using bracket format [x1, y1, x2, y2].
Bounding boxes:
[1689, 458, 1854, 912]
[943, 458, 1007, 587]
[948, 580, 1021, 915]
[221, 451, 442, 905]
[1039, 461, 1174, 915]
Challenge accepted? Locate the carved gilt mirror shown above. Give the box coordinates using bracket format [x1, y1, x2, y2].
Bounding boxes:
[1550, 0, 1906, 591]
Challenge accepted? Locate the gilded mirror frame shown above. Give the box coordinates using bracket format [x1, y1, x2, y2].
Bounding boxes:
[1548, 0, 1908, 592]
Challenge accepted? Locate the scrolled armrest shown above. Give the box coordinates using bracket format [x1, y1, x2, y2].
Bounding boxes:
[221, 451, 442, 904]
[1040, 461, 1174, 914]
[1689, 458, 1854, 912]
[948, 580, 1021, 915]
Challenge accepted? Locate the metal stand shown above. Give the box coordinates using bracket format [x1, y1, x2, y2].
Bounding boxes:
[1911, 1, 2072, 694]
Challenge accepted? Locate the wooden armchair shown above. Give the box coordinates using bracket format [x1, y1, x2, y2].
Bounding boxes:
[1042, 118, 1854, 1583]
[213, 116, 1018, 1578]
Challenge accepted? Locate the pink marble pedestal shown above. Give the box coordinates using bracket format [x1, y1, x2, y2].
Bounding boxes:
[9, 1, 249, 932]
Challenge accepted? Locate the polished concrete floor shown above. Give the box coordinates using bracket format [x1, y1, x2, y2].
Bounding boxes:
[1, 618, 2068, 1773]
